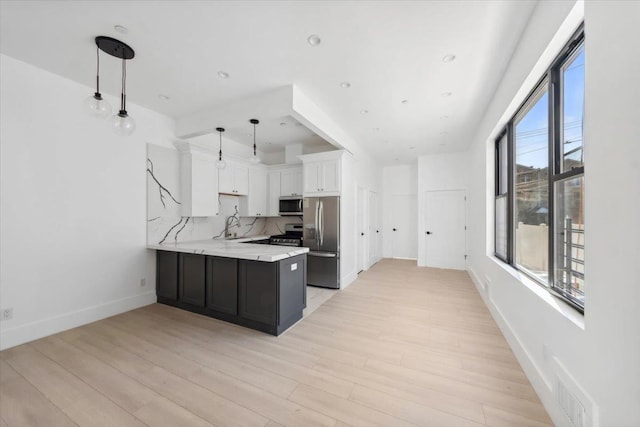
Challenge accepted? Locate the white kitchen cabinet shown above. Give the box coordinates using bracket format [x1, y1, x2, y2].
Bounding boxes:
[280, 168, 303, 197]
[267, 171, 281, 216]
[218, 161, 249, 195]
[180, 150, 219, 217]
[239, 167, 268, 217]
[303, 158, 341, 196]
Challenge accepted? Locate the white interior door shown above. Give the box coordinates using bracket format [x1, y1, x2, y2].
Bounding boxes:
[357, 186, 368, 273]
[368, 190, 379, 266]
[424, 190, 466, 269]
[391, 194, 417, 259]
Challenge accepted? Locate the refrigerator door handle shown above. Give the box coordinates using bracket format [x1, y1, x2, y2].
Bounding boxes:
[308, 251, 337, 258]
[319, 200, 324, 246]
[315, 200, 320, 247]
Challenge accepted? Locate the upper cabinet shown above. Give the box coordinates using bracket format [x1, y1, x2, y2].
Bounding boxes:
[239, 166, 268, 217]
[267, 171, 281, 217]
[180, 148, 219, 217]
[301, 153, 342, 196]
[280, 168, 303, 197]
[219, 161, 249, 195]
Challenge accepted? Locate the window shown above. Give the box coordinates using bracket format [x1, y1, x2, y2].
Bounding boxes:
[494, 26, 585, 312]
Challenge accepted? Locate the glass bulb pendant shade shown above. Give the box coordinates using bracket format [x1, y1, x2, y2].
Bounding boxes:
[84, 93, 112, 118]
[216, 152, 226, 169]
[111, 110, 136, 136]
[249, 153, 261, 165]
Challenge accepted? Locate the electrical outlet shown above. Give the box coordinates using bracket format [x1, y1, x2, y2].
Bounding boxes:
[1, 308, 13, 321]
[140, 278, 146, 287]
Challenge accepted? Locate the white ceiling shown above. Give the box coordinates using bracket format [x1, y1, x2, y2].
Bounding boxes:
[0, 0, 537, 164]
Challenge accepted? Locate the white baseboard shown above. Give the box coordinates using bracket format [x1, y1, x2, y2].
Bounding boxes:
[0, 291, 157, 350]
[341, 271, 358, 289]
[467, 266, 564, 426]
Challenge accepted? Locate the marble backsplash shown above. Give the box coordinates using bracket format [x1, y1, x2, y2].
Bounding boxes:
[147, 144, 300, 245]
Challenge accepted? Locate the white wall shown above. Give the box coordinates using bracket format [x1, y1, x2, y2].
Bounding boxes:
[417, 152, 468, 266]
[381, 165, 417, 258]
[465, 1, 640, 426]
[0, 54, 175, 349]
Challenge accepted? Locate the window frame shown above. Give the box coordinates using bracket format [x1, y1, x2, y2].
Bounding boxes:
[494, 25, 585, 313]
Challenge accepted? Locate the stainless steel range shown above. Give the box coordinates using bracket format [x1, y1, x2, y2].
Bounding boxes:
[269, 224, 303, 247]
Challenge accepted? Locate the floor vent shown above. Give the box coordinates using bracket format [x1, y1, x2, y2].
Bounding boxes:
[557, 378, 586, 427]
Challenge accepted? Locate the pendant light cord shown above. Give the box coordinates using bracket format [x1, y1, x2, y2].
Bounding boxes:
[120, 57, 127, 113]
[95, 46, 100, 95]
[253, 122, 257, 156]
[219, 130, 223, 161]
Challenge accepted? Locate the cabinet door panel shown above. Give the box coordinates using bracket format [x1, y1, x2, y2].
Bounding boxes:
[268, 171, 281, 216]
[238, 260, 277, 325]
[303, 163, 321, 194]
[218, 166, 234, 194]
[206, 257, 237, 315]
[321, 160, 340, 192]
[235, 165, 249, 195]
[179, 253, 205, 307]
[157, 251, 178, 300]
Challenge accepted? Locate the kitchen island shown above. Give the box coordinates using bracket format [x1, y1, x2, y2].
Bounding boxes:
[148, 237, 308, 336]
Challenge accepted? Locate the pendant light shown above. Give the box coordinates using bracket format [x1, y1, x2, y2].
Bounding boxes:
[216, 127, 226, 169]
[111, 56, 136, 136]
[249, 118, 261, 164]
[83, 45, 112, 118]
[86, 36, 136, 136]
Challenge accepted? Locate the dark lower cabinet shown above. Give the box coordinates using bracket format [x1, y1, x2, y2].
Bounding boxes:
[156, 250, 306, 335]
[156, 251, 178, 300]
[206, 257, 238, 315]
[239, 260, 277, 325]
[179, 253, 205, 307]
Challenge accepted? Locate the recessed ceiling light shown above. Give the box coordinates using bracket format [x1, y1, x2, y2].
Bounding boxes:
[217, 71, 229, 79]
[114, 25, 128, 35]
[340, 82, 351, 88]
[307, 34, 321, 46]
[158, 94, 170, 101]
[440, 115, 449, 119]
[401, 99, 409, 104]
[360, 109, 368, 114]
[442, 54, 456, 63]
[441, 92, 452, 97]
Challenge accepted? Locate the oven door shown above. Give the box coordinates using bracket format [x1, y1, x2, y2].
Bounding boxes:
[279, 198, 303, 216]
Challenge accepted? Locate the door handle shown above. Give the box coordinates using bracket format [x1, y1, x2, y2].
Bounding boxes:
[426, 231, 432, 235]
[361, 232, 365, 236]
[308, 251, 336, 258]
[392, 228, 397, 231]
[376, 230, 379, 233]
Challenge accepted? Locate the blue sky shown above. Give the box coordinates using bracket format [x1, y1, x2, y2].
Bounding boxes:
[515, 47, 585, 169]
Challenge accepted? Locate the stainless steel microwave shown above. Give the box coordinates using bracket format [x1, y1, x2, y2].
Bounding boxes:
[279, 197, 303, 216]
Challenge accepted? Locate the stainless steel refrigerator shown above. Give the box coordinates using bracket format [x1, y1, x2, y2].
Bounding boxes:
[303, 196, 340, 289]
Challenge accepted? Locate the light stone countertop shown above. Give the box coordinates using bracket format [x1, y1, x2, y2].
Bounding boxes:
[147, 235, 308, 262]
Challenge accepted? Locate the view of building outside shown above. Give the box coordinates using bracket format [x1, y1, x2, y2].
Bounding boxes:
[512, 45, 585, 304]
[514, 87, 550, 282]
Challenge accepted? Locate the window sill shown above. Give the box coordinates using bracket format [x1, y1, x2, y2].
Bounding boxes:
[489, 256, 585, 330]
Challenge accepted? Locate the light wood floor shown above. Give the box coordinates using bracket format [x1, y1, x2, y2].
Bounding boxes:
[0, 259, 552, 427]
